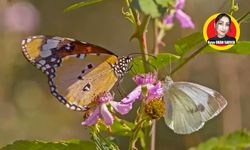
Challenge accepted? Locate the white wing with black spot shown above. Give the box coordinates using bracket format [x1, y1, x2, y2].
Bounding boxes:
[163, 77, 227, 134]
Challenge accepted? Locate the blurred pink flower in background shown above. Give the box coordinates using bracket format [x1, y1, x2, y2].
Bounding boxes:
[2, 1, 40, 34]
[164, 0, 194, 29]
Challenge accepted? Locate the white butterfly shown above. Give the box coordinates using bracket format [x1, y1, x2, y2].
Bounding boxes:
[163, 76, 227, 134]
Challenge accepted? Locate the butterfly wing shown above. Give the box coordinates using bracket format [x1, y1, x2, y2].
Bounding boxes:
[164, 81, 227, 134]
[51, 55, 118, 110]
[22, 35, 118, 111]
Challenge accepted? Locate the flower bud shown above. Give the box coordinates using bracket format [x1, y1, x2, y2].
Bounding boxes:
[232, 4, 239, 12]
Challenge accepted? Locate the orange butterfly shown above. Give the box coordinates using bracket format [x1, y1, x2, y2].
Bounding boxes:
[21, 35, 132, 111]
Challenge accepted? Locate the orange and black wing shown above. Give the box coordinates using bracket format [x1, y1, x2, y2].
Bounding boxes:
[22, 35, 118, 111]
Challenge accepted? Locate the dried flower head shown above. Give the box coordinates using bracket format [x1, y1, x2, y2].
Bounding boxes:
[144, 98, 165, 119]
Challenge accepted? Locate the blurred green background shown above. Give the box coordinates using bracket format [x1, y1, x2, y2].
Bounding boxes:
[0, 0, 249, 149]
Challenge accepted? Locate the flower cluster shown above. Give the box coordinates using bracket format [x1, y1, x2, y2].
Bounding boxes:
[82, 73, 164, 126]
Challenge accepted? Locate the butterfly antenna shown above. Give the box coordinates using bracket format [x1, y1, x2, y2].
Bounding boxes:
[130, 58, 157, 75]
[128, 52, 157, 60]
[128, 64, 137, 77]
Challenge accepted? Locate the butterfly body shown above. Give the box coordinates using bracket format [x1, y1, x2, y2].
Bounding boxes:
[22, 35, 132, 111]
[163, 76, 227, 134]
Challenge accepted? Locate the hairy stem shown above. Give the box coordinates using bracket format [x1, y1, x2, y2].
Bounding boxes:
[128, 119, 146, 150]
[153, 20, 159, 55]
[125, 1, 152, 149]
[153, 20, 166, 55]
[150, 19, 163, 150]
[136, 15, 151, 72]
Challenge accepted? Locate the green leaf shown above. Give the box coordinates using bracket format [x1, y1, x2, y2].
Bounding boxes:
[109, 118, 134, 137]
[189, 129, 250, 150]
[155, 0, 175, 7]
[137, 0, 160, 18]
[1, 140, 96, 150]
[99, 117, 144, 138]
[111, 118, 145, 148]
[204, 41, 250, 54]
[64, 0, 103, 12]
[189, 138, 219, 150]
[131, 53, 180, 74]
[224, 130, 250, 148]
[90, 129, 118, 150]
[174, 32, 204, 56]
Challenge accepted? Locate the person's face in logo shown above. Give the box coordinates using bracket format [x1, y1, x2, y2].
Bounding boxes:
[215, 16, 230, 38]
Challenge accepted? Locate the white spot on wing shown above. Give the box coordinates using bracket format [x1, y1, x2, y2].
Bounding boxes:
[66, 103, 70, 108]
[52, 92, 57, 96]
[53, 36, 62, 40]
[45, 64, 51, 69]
[70, 105, 76, 110]
[36, 64, 42, 69]
[79, 54, 85, 59]
[65, 38, 75, 41]
[27, 38, 32, 43]
[49, 81, 53, 85]
[22, 40, 26, 45]
[39, 60, 46, 65]
[41, 67, 46, 71]
[76, 107, 82, 111]
[51, 58, 56, 62]
[51, 87, 55, 91]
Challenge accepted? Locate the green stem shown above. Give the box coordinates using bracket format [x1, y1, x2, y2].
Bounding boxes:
[153, 20, 165, 55]
[144, 125, 150, 150]
[125, 1, 152, 149]
[129, 98, 148, 150]
[137, 15, 151, 72]
[237, 11, 250, 24]
[170, 44, 207, 76]
[125, 0, 151, 72]
[150, 120, 156, 150]
[153, 20, 159, 55]
[129, 119, 146, 150]
[150, 19, 165, 150]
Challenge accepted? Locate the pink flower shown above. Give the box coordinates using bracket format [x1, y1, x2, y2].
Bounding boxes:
[164, 0, 194, 29]
[2, 2, 39, 33]
[133, 73, 157, 85]
[121, 73, 163, 106]
[82, 74, 163, 126]
[82, 92, 132, 126]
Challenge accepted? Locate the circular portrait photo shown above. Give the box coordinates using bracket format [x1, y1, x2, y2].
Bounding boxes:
[203, 13, 240, 50]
